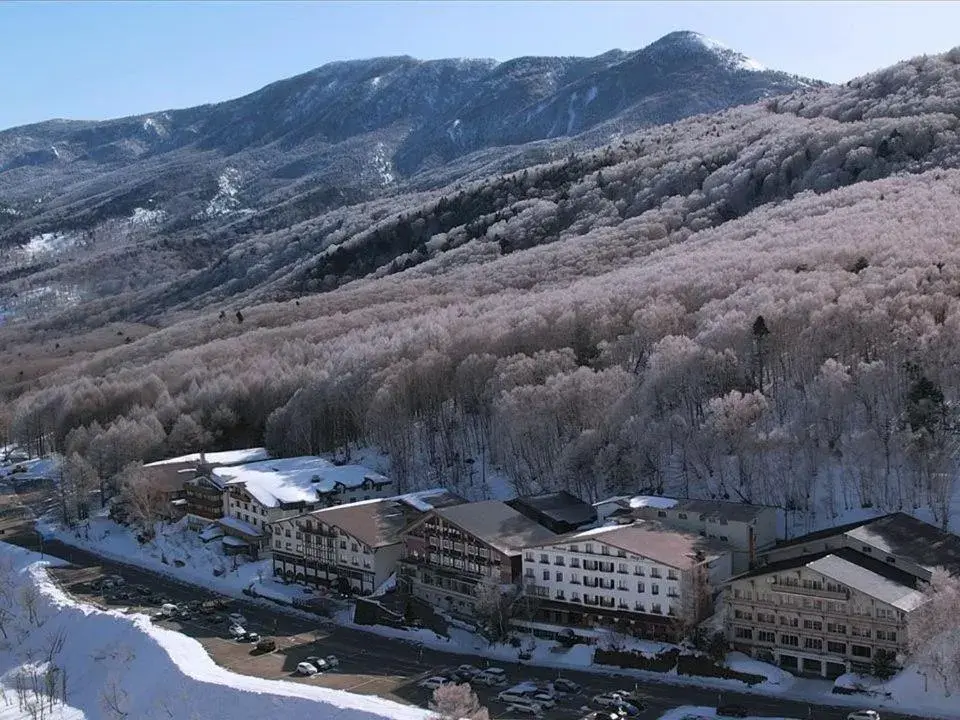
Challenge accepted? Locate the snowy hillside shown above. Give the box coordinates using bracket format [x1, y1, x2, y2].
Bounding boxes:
[0, 544, 427, 720]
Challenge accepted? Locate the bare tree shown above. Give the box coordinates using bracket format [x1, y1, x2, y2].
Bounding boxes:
[99, 681, 129, 720]
[429, 682, 490, 720]
[473, 576, 512, 641]
[908, 567, 960, 695]
[19, 584, 41, 627]
[115, 462, 169, 536]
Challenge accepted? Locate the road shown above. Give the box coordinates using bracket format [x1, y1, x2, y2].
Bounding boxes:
[2, 526, 922, 720]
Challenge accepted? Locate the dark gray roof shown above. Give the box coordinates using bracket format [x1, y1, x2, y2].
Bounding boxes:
[776, 512, 960, 575]
[433, 501, 558, 555]
[507, 491, 597, 526]
[731, 547, 925, 611]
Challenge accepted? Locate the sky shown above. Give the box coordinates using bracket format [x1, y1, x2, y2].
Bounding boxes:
[2, 0, 960, 130]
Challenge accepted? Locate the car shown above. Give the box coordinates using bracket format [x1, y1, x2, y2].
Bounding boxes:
[240, 631, 260, 643]
[615, 702, 641, 717]
[505, 699, 543, 716]
[177, 608, 192, 620]
[228, 625, 247, 639]
[497, 691, 533, 704]
[228, 612, 247, 625]
[454, 664, 480, 680]
[474, 667, 507, 686]
[716, 705, 749, 719]
[296, 662, 319, 676]
[592, 693, 627, 709]
[418, 676, 450, 690]
[846, 712, 881, 720]
[530, 692, 556, 709]
[255, 637, 276, 653]
[160, 603, 180, 616]
[552, 678, 581, 695]
[317, 655, 339, 669]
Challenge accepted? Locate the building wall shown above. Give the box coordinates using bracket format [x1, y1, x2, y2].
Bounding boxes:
[398, 514, 513, 617]
[520, 537, 731, 636]
[725, 566, 909, 678]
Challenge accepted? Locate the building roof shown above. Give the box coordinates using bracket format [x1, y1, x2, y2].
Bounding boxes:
[145, 448, 270, 467]
[774, 512, 960, 576]
[507, 491, 597, 527]
[523, 520, 727, 570]
[731, 547, 926, 612]
[429, 500, 558, 555]
[669, 498, 776, 523]
[288, 489, 467, 549]
[217, 515, 263, 538]
[212, 457, 390, 508]
[141, 462, 197, 493]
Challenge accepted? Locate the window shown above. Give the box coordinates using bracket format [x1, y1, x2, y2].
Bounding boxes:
[780, 634, 799, 647]
[734, 610, 753, 621]
[651, 603, 662, 614]
[570, 558, 580, 568]
[525, 552, 534, 562]
[861, 545, 872, 554]
[634, 565, 644, 576]
[851, 645, 871, 658]
[804, 638, 822, 651]
[617, 580, 629, 591]
[340, 540, 347, 550]
[569, 545, 578, 553]
[285, 530, 291, 538]
[758, 630, 776, 643]
[616, 549, 626, 558]
[734, 627, 753, 640]
[555, 590, 565, 600]
[554, 556, 565, 566]
[584, 544, 594, 554]
[720, 536, 728, 542]
[618, 563, 628, 574]
[570, 573, 580, 584]
[803, 620, 823, 631]
[651, 584, 659, 595]
[600, 546, 610, 556]
[657, 510, 666, 518]
[827, 623, 847, 635]
[637, 582, 645, 593]
[667, 569, 678, 580]
[351, 543, 359, 552]
[540, 553, 549, 563]
[678, 513, 688, 519]
[542, 570, 550, 581]
[827, 641, 847, 654]
[555, 572, 563, 582]
[634, 601, 645, 612]
[650, 568, 661, 578]
[295, 532, 302, 540]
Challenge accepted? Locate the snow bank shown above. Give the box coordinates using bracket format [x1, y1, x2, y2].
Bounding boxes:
[0, 544, 427, 720]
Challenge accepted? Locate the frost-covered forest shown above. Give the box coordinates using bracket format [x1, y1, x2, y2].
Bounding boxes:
[11, 51, 960, 529]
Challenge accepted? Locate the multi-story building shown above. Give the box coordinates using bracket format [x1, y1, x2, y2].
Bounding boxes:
[397, 500, 558, 617]
[724, 513, 960, 678]
[211, 457, 394, 551]
[182, 474, 227, 526]
[519, 521, 732, 641]
[270, 489, 464, 595]
[597, 496, 779, 573]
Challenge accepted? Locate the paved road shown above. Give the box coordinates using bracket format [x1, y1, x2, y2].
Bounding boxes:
[2, 528, 922, 720]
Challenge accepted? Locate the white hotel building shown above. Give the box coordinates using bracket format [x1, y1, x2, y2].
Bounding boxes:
[520, 521, 732, 641]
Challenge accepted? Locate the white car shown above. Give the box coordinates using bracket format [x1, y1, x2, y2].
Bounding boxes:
[592, 692, 627, 709]
[296, 662, 318, 676]
[847, 712, 880, 720]
[228, 624, 246, 638]
[315, 655, 339, 670]
[418, 676, 449, 690]
[506, 699, 543, 716]
[228, 612, 247, 626]
[474, 667, 508, 686]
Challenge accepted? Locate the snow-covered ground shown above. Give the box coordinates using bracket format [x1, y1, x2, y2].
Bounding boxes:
[0, 543, 428, 720]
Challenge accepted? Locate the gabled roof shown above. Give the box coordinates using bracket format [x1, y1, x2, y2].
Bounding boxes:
[302, 489, 467, 549]
[522, 521, 727, 570]
[731, 547, 925, 612]
[425, 500, 558, 555]
[775, 512, 960, 575]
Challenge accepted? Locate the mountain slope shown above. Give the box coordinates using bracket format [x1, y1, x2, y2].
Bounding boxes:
[8, 48, 960, 533]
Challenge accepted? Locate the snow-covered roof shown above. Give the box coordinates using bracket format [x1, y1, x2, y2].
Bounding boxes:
[212, 457, 390, 508]
[395, 487, 464, 512]
[628, 495, 678, 510]
[221, 535, 250, 548]
[145, 448, 269, 468]
[199, 525, 225, 542]
[218, 515, 263, 538]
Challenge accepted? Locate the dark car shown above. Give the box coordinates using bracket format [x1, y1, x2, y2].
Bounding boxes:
[717, 705, 749, 718]
[552, 678, 581, 694]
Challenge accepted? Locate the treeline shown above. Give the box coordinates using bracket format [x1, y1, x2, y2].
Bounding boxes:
[10, 52, 960, 524]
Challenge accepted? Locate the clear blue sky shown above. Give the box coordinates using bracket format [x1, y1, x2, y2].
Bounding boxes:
[3, 0, 959, 130]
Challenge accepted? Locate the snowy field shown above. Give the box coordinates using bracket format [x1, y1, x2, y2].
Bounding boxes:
[0, 543, 428, 720]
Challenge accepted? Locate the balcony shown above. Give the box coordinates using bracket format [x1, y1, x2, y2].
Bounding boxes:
[771, 582, 850, 600]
